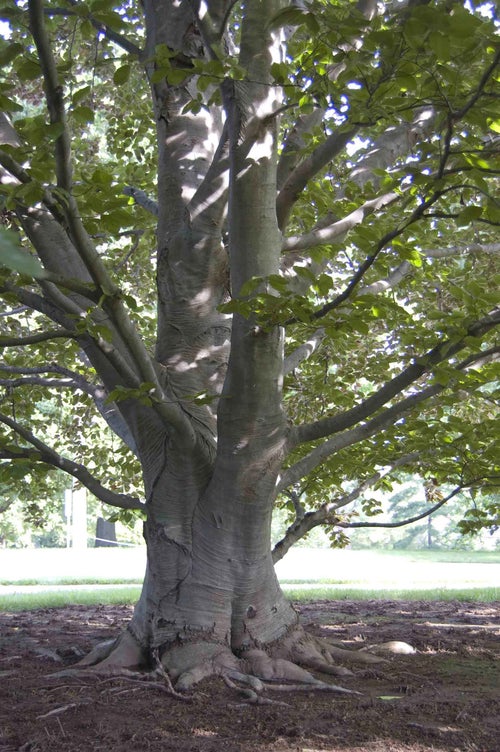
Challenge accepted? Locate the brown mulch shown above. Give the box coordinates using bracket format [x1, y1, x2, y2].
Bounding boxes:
[0, 599, 498, 752]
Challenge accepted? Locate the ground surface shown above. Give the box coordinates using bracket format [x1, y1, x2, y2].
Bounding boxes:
[0, 599, 498, 752]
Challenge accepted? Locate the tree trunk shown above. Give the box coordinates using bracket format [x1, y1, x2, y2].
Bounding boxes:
[87, 426, 322, 689]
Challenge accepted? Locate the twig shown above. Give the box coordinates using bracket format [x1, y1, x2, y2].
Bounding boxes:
[37, 701, 91, 720]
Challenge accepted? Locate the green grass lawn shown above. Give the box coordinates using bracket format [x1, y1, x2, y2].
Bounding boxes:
[0, 584, 498, 613]
[0, 548, 498, 612]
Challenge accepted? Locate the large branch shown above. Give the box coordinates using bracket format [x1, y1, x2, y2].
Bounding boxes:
[279, 383, 445, 492]
[272, 451, 421, 562]
[275, 0, 381, 229]
[0, 412, 144, 511]
[0, 376, 74, 389]
[348, 108, 435, 188]
[281, 192, 398, 254]
[295, 307, 500, 445]
[276, 128, 357, 230]
[421, 243, 500, 258]
[356, 260, 412, 296]
[283, 246, 498, 388]
[329, 242, 500, 300]
[276, 108, 325, 193]
[284, 189, 445, 326]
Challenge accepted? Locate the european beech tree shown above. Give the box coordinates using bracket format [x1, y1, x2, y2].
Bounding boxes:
[0, 0, 499, 690]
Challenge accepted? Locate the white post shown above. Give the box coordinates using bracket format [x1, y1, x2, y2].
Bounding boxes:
[71, 486, 88, 549]
[64, 488, 72, 548]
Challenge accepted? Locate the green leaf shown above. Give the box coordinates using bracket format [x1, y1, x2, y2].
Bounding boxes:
[71, 106, 95, 125]
[267, 6, 309, 30]
[456, 206, 483, 226]
[15, 57, 41, 81]
[0, 228, 47, 279]
[113, 64, 131, 85]
[46, 122, 65, 140]
[72, 85, 92, 106]
[0, 41, 23, 66]
[166, 67, 190, 85]
[0, 93, 23, 112]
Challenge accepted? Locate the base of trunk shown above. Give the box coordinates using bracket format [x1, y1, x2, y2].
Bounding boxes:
[76, 619, 387, 698]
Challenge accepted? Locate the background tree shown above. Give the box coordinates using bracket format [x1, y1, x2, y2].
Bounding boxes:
[0, 0, 499, 691]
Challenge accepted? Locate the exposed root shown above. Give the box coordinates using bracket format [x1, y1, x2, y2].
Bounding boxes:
[152, 648, 192, 700]
[325, 641, 389, 665]
[161, 641, 241, 691]
[272, 629, 388, 677]
[75, 638, 116, 667]
[47, 622, 414, 707]
[77, 630, 146, 670]
[222, 674, 290, 707]
[240, 648, 360, 695]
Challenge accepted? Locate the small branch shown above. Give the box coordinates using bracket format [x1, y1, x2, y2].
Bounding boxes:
[273, 452, 421, 562]
[151, 649, 191, 701]
[0, 328, 75, 347]
[122, 186, 158, 216]
[0, 412, 145, 511]
[453, 47, 500, 121]
[48, 2, 143, 57]
[342, 489, 458, 530]
[37, 702, 89, 720]
[284, 328, 325, 375]
[0, 150, 31, 184]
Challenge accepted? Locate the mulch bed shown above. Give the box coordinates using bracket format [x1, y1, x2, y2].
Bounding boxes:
[0, 599, 498, 751]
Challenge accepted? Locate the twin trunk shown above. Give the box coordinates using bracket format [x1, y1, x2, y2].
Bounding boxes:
[128, 415, 298, 657]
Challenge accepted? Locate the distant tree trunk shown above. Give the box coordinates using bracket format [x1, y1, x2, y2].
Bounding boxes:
[95, 518, 118, 548]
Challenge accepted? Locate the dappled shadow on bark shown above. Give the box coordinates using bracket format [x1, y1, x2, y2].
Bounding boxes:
[0, 600, 498, 751]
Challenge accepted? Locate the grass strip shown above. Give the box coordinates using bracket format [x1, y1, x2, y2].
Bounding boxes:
[0, 585, 497, 612]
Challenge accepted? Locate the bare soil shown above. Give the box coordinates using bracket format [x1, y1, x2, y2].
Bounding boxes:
[0, 599, 498, 752]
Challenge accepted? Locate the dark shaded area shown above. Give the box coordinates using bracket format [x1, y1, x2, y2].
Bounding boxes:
[0, 600, 498, 751]
[94, 518, 118, 547]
